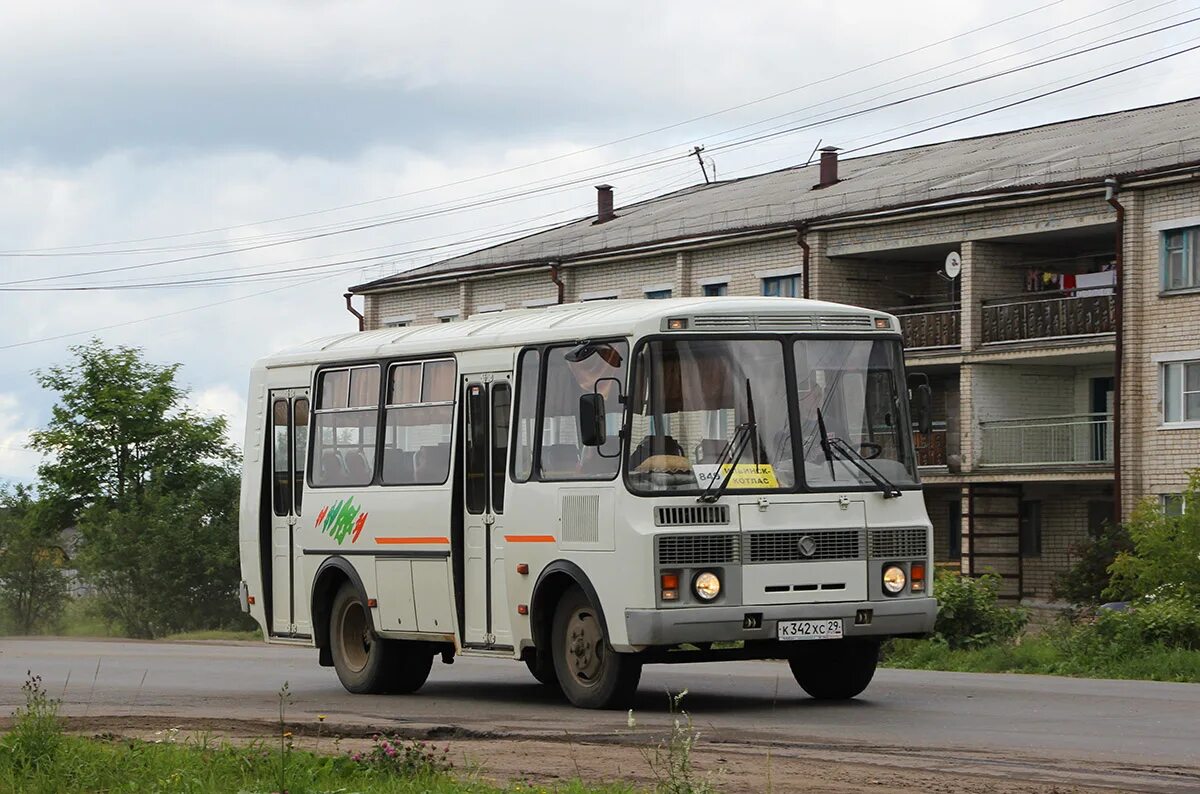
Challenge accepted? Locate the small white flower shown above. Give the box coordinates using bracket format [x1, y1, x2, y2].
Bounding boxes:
[626, 709, 637, 728]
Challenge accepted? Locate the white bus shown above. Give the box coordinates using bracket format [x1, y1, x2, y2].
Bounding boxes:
[239, 297, 937, 709]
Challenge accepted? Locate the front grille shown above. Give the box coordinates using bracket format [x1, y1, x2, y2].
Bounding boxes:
[747, 529, 863, 563]
[868, 527, 928, 558]
[655, 504, 730, 527]
[657, 533, 740, 566]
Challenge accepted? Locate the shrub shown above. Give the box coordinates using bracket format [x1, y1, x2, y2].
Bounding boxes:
[1054, 518, 1132, 606]
[1107, 472, 1200, 603]
[932, 571, 1027, 650]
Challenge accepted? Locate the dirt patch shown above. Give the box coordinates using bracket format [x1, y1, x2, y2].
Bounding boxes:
[32, 715, 1174, 793]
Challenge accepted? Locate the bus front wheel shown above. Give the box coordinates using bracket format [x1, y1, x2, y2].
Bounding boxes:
[788, 638, 879, 700]
[551, 586, 641, 709]
[329, 582, 433, 694]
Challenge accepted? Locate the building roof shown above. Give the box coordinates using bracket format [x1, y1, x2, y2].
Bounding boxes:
[258, 296, 894, 367]
[352, 96, 1200, 293]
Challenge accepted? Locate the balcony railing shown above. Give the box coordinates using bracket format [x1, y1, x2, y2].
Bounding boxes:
[979, 413, 1113, 467]
[889, 302, 961, 350]
[913, 421, 948, 467]
[981, 289, 1113, 344]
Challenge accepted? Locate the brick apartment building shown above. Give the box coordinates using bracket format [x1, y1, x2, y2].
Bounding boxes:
[348, 98, 1200, 608]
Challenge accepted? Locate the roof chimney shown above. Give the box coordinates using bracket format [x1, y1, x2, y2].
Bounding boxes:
[814, 146, 840, 189]
[594, 184, 615, 223]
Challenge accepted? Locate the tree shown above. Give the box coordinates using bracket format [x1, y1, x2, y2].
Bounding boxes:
[1053, 519, 1133, 606]
[0, 486, 68, 634]
[29, 340, 243, 638]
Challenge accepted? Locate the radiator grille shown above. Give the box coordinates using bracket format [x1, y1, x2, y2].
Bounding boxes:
[654, 504, 730, 527]
[657, 533, 740, 566]
[747, 529, 863, 563]
[868, 527, 928, 558]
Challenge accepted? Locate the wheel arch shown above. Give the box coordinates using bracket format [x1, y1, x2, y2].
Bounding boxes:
[530, 560, 609, 654]
[311, 556, 374, 667]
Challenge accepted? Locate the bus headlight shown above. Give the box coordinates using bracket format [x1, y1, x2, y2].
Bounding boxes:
[693, 571, 721, 601]
[882, 565, 907, 596]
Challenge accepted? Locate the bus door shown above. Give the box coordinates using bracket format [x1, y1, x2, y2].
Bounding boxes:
[462, 374, 513, 648]
[268, 388, 310, 637]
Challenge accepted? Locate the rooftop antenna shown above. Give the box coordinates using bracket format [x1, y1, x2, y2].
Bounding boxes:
[804, 138, 824, 167]
[691, 145, 711, 184]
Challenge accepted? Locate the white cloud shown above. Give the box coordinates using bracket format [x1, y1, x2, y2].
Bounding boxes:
[190, 383, 248, 452]
[0, 393, 40, 485]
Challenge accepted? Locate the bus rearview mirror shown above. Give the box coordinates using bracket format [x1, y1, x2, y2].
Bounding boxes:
[579, 393, 606, 447]
[913, 383, 933, 435]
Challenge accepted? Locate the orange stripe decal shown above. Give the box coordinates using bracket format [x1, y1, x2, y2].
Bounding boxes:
[504, 534, 557, 543]
[375, 536, 450, 545]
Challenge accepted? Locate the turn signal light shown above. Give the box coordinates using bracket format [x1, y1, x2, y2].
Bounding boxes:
[661, 572, 680, 601]
[516, 563, 529, 575]
[910, 563, 926, 593]
[247, 595, 255, 605]
[367, 598, 378, 608]
[667, 318, 688, 330]
[517, 604, 529, 615]
[874, 317, 890, 329]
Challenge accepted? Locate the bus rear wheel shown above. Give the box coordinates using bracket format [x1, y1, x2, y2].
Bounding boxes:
[551, 586, 641, 709]
[329, 582, 433, 694]
[788, 638, 879, 700]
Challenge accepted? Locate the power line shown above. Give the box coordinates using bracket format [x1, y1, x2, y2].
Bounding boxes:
[0, 0, 1068, 256]
[4, 6, 1183, 290]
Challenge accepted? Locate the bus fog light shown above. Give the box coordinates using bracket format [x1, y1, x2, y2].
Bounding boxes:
[882, 564, 906, 596]
[693, 571, 721, 601]
[661, 572, 680, 601]
[910, 563, 926, 592]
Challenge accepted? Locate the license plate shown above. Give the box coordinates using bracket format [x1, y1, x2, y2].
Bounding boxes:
[777, 618, 843, 641]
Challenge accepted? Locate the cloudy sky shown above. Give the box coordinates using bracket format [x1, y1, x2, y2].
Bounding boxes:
[2, 0, 1197, 483]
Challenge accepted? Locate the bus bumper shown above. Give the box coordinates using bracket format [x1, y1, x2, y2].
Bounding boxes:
[623, 597, 937, 647]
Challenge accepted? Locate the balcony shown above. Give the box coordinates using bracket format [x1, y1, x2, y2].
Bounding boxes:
[981, 289, 1113, 345]
[890, 302, 961, 350]
[978, 413, 1112, 467]
[914, 421, 948, 467]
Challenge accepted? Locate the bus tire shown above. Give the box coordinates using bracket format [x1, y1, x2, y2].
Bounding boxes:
[329, 581, 427, 695]
[788, 638, 879, 700]
[524, 650, 560, 690]
[551, 585, 641, 709]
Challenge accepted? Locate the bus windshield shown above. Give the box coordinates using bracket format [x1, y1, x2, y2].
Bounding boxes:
[627, 338, 795, 493]
[626, 336, 917, 494]
[796, 338, 917, 489]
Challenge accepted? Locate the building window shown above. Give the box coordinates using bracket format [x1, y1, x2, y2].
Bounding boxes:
[762, 274, 801, 297]
[1162, 227, 1200, 291]
[1019, 500, 1042, 558]
[948, 501, 962, 559]
[439, 316, 453, 323]
[644, 289, 672, 300]
[702, 282, 728, 297]
[384, 320, 410, 328]
[1162, 359, 1200, 424]
[1161, 493, 1188, 516]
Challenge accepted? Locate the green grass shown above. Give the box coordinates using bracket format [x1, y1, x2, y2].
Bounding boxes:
[0, 597, 260, 643]
[0, 734, 636, 794]
[883, 636, 1200, 683]
[160, 629, 262, 642]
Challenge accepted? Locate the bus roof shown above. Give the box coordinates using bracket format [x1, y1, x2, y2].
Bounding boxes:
[256, 296, 898, 368]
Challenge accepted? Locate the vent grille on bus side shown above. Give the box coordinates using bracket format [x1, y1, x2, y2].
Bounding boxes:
[561, 494, 600, 544]
[747, 529, 864, 563]
[868, 527, 928, 558]
[690, 315, 755, 331]
[819, 314, 874, 329]
[657, 533, 740, 566]
[654, 505, 730, 527]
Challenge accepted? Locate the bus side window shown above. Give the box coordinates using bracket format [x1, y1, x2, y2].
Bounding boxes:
[381, 359, 456, 486]
[293, 398, 309, 514]
[271, 399, 291, 515]
[311, 366, 380, 487]
[511, 349, 540, 483]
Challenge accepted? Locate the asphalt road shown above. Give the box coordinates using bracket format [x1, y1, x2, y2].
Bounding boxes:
[2, 638, 1198, 791]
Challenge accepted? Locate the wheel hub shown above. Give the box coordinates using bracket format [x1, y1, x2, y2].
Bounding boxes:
[565, 607, 604, 686]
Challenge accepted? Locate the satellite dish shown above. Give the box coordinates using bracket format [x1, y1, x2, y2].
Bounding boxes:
[943, 251, 962, 279]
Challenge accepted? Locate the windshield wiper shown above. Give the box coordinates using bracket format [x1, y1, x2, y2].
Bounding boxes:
[699, 378, 758, 503]
[824, 436, 902, 499]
